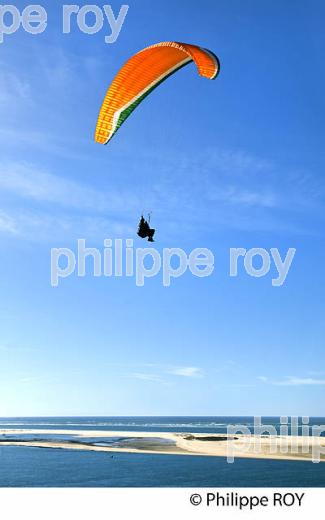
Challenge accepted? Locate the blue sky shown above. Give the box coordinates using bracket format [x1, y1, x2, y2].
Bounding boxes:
[0, 0, 324, 416]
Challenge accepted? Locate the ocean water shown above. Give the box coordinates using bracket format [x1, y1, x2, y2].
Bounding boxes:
[0, 416, 324, 487]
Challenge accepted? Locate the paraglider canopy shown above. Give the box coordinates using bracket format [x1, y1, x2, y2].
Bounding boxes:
[95, 41, 220, 144]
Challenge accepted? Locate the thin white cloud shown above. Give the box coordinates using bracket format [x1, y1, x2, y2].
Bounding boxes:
[131, 145, 325, 235]
[208, 185, 276, 208]
[0, 127, 90, 161]
[0, 160, 139, 239]
[167, 366, 203, 378]
[0, 211, 18, 234]
[221, 383, 256, 388]
[0, 70, 30, 106]
[258, 375, 325, 386]
[0, 207, 133, 241]
[128, 364, 204, 384]
[131, 373, 167, 384]
[20, 376, 44, 384]
[0, 344, 37, 353]
[276, 377, 325, 386]
[0, 161, 137, 213]
[18, 374, 60, 384]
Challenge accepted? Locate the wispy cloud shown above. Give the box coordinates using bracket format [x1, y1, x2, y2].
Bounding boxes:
[0, 127, 90, 161]
[258, 375, 325, 386]
[128, 364, 204, 384]
[131, 373, 168, 384]
[0, 47, 108, 160]
[2, 145, 322, 241]
[276, 377, 325, 386]
[0, 69, 30, 106]
[0, 161, 138, 239]
[307, 370, 325, 377]
[0, 211, 18, 234]
[128, 145, 325, 235]
[0, 208, 133, 242]
[167, 366, 203, 378]
[0, 161, 138, 213]
[20, 376, 44, 384]
[19, 375, 59, 384]
[0, 344, 37, 353]
[207, 185, 276, 208]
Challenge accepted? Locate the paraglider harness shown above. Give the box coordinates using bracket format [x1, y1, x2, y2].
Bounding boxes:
[137, 214, 155, 242]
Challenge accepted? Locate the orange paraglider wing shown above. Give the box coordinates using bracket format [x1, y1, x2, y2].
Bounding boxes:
[95, 41, 220, 144]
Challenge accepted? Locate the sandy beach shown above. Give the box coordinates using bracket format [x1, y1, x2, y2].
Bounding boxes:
[0, 429, 324, 462]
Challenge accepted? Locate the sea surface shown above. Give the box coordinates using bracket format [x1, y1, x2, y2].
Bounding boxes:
[0, 416, 324, 487]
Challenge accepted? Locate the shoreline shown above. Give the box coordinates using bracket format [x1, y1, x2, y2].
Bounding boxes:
[0, 429, 324, 462]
